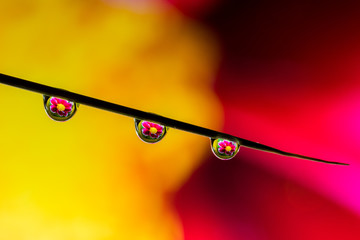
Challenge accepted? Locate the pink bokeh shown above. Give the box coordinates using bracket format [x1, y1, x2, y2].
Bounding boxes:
[174, 0, 360, 239]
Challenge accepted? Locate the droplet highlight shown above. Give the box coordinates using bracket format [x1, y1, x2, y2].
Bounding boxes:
[43, 95, 78, 122]
[135, 119, 168, 143]
[211, 138, 240, 160]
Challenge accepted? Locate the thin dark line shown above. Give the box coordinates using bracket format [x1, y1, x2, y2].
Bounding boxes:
[0, 73, 348, 165]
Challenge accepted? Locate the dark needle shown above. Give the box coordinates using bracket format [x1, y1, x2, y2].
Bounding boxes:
[0, 73, 348, 165]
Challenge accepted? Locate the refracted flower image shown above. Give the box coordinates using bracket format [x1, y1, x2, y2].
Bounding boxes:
[49, 98, 73, 117]
[134, 119, 168, 143]
[211, 138, 240, 160]
[142, 121, 164, 139]
[218, 140, 236, 155]
[43, 95, 78, 122]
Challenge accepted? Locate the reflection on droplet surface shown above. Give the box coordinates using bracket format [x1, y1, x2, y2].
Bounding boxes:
[43, 95, 78, 122]
[211, 138, 240, 160]
[135, 119, 168, 143]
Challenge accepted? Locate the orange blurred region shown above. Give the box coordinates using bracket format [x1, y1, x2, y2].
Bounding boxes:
[0, 0, 221, 239]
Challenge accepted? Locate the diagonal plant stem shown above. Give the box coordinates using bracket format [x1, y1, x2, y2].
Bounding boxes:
[0, 73, 348, 165]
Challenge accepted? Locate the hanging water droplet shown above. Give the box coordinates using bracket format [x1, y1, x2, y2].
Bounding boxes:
[43, 95, 78, 122]
[134, 119, 168, 143]
[211, 138, 240, 160]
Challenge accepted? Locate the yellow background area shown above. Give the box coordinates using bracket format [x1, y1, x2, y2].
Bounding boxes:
[0, 0, 222, 239]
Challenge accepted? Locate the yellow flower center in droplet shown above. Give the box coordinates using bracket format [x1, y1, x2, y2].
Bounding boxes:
[57, 104, 65, 111]
[225, 146, 232, 152]
[149, 127, 158, 134]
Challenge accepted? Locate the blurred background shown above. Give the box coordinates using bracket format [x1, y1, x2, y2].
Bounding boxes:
[0, 0, 360, 239]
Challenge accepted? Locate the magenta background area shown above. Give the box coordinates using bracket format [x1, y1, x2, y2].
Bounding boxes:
[171, 0, 360, 239]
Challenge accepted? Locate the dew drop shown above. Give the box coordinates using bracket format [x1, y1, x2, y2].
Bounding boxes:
[43, 95, 78, 122]
[134, 119, 168, 143]
[210, 138, 240, 160]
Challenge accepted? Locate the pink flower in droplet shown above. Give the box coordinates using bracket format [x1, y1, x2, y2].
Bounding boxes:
[49, 97, 73, 117]
[218, 140, 236, 156]
[141, 121, 163, 139]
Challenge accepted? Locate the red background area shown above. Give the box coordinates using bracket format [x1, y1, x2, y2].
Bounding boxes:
[171, 0, 360, 239]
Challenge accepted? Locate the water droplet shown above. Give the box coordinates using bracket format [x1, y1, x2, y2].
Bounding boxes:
[134, 119, 168, 143]
[211, 138, 240, 160]
[43, 95, 78, 122]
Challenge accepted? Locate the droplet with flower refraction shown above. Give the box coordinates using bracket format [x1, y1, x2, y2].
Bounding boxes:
[43, 96, 78, 122]
[210, 138, 240, 160]
[134, 119, 168, 143]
